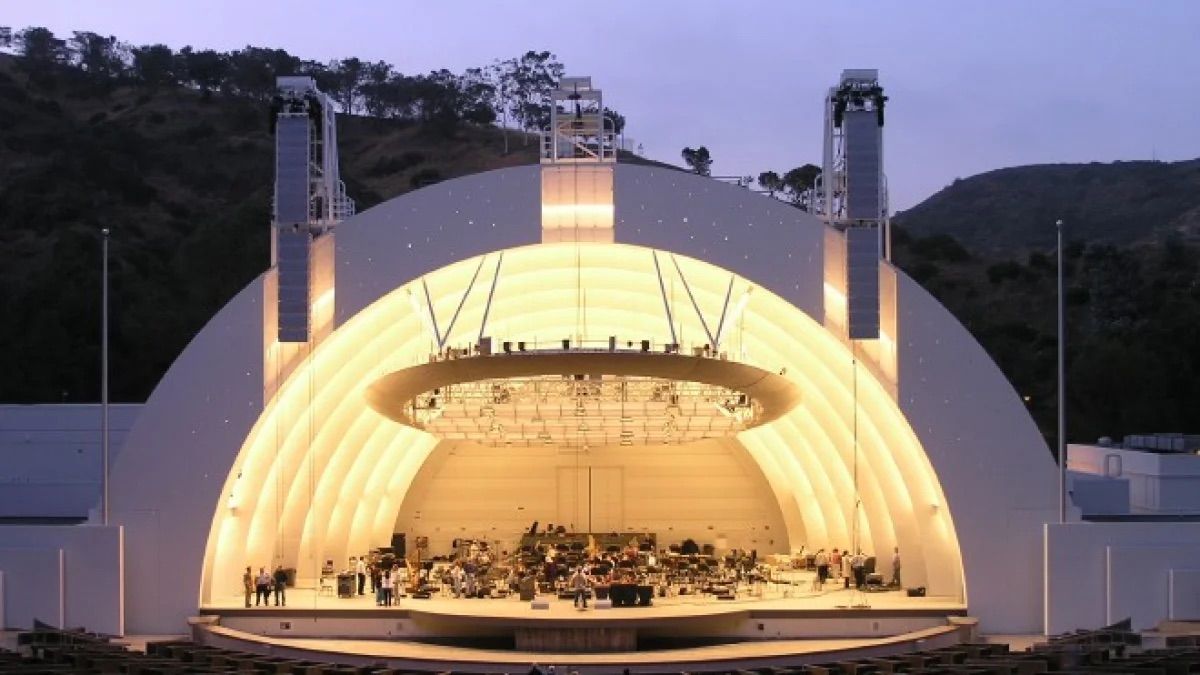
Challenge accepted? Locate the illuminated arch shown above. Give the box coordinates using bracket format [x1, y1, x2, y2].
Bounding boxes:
[200, 242, 965, 604]
[113, 164, 1057, 635]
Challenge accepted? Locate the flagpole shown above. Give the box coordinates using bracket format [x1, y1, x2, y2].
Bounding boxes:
[102, 227, 110, 526]
[1056, 219, 1066, 523]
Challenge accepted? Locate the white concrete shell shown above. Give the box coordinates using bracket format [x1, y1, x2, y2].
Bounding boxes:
[110, 165, 1057, 634]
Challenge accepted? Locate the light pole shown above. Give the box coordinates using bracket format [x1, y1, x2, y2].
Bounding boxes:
[101, 227, 110, 526]
[1056, 219, 1066, 523]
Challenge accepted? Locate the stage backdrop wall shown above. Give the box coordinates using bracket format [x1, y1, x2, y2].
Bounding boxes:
[395, 438, 791, 555]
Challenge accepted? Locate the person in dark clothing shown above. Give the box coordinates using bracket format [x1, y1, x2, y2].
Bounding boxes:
[273, 566, 288, 606]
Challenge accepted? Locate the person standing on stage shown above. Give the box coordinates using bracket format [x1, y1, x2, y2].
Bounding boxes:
[850, 550, 866, 589]
[255, 567, 272, 606]
[242, 567, 253, 608]
[355, 556, 367, 595]
[380, 565, 394, 606]
[570, 567, 591, 609]
[814, 549, 829, 589]
[891, 547, 902, 587]
[451, 562, 465, 597]
[390, 567, 402, 602]
[273, 565, 288, 606]
[830, 548, 842, 583]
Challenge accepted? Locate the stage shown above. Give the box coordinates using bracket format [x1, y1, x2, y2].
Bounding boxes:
[200, 583, 966, 657]
[189, 595, 974, 667]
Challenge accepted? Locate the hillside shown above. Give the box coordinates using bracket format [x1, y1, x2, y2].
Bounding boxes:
[2, 52, 1199, 448]
[0, 53, 534, 404]
[895, 160, 1200, 255]
[0, 53, 667, 405]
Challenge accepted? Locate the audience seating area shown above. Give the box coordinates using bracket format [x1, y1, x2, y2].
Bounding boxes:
[3, 620, 1199, 675]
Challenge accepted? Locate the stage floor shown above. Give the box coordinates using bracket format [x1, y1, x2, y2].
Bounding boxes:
[200, 580, 967, 670]
[205, 583, 964, 620]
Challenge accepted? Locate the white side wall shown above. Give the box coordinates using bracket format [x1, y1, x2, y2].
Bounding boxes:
[895, 271, 1058, 634]
[0, 525, 122, 633]
[0, 405, 142, 518]
[109, 280, 268, 634]
[1046, 522, 1200, 632]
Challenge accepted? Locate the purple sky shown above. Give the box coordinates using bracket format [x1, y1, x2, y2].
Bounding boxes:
[6, 1, 1199, 210]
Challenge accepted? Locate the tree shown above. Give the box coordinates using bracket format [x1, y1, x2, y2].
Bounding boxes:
[131, 44, 175, 88]
[377, 73, 419, 119]
[457, 67, 496, 125]
[330, 57, 366, 113]
[500, 50, 564, 134]
[0, 26, 13, 51]
[681, 146, 712, 176]
[68, 31, 128, 81]
[410, 69, 495, 135]
[357, 61, 393, 117]
[299, 60, 339, 99]
[603, 107, 626, 136]
[226, 46, 299, 100]
[15, 27, 68, 80]
[177, 47, 229, 98]
[758, 171, 783, 196]
[488, 58, 517, 153]
[781, 163, 821, 209]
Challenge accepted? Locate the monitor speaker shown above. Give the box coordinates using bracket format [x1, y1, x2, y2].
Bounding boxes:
[906, 586, 926, 597]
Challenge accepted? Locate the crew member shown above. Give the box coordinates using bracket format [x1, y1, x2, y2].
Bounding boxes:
[571, 567, 591, 609]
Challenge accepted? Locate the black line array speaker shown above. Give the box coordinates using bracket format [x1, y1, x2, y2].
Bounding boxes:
[391, 533, 406, 558]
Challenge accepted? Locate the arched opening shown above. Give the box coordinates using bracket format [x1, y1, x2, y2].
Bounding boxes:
[200, 242, 965, 606]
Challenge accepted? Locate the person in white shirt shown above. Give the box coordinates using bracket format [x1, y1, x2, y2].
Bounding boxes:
[570, 567, 591, 609]
[255, 567, 272, 606]
[355, 557, 367, 595]
[451, 563, 465, 597]
[850, 550, 867, 588]
[390, 567, 402, 602]
[380, 565, 394, 606]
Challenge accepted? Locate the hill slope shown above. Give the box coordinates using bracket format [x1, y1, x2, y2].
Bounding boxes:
[0, 54, 668, 404]
[0, 56, 536, 403]
[895, 160, 1200, 255]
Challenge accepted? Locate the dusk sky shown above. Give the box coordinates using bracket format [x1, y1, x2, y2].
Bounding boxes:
[6, 1, 1199, 210]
